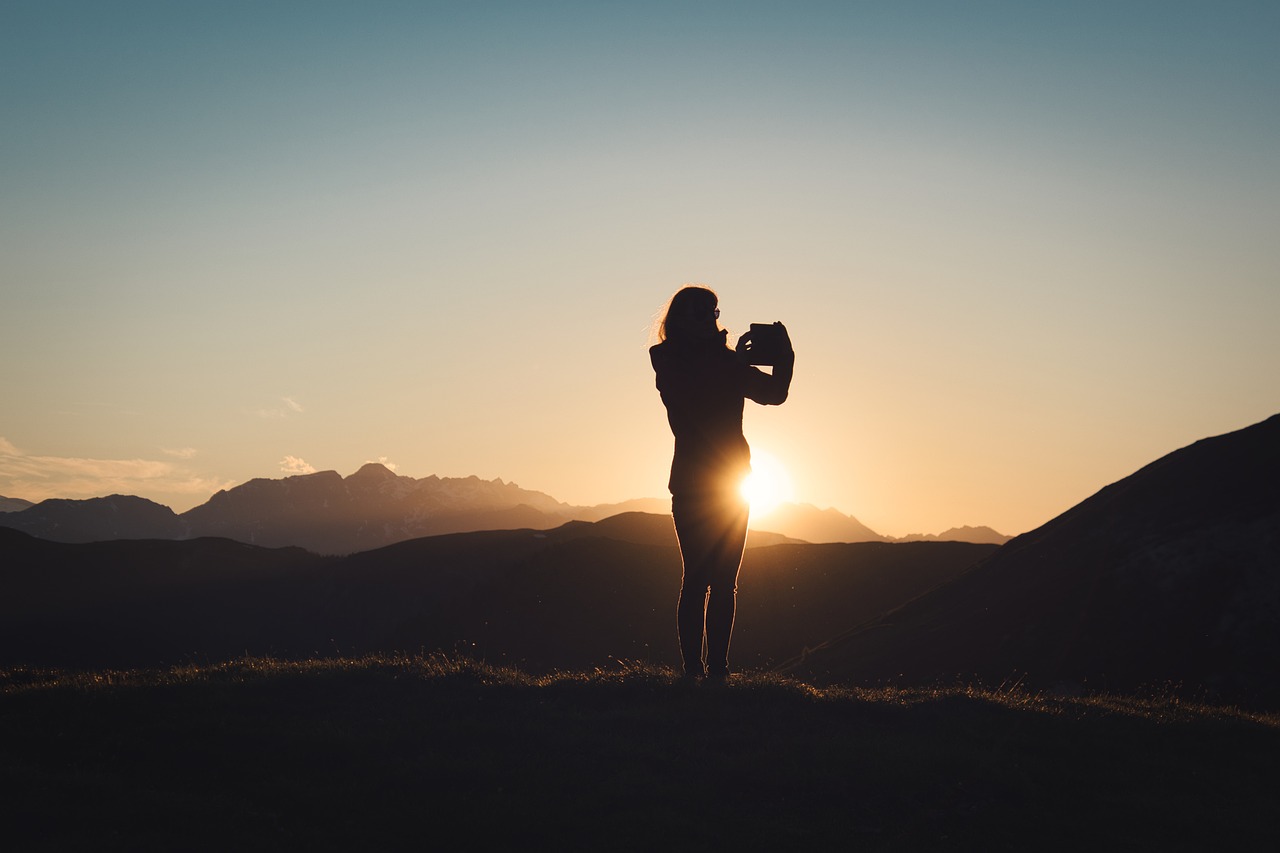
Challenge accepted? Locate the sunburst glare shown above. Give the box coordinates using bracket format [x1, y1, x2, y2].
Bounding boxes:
[741, 450, 795, 518]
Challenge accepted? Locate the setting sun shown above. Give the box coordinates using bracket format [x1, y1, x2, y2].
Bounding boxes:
[741, 450, 795, 518]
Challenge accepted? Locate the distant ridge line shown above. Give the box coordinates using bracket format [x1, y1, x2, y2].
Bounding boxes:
[0, 465, 1008, 551]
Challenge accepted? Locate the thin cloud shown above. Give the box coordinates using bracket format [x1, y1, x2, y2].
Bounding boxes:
[280, 456, 317, 475]
[162, 447, 199, 459]
[0, 437, 231, 504]
[256, 396, 305, 419]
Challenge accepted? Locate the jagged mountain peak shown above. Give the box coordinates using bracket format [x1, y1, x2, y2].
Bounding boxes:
[347, 463, 399, 481]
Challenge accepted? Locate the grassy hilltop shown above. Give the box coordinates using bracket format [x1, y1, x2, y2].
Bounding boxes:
[4, 656, 1278, 852]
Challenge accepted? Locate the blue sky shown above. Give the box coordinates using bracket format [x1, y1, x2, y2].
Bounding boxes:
[2, 1, 1277, 535]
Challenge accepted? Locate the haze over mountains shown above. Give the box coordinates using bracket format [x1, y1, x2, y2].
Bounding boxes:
[2, 414, 1276, 708]
[0, 463, 1007, 553]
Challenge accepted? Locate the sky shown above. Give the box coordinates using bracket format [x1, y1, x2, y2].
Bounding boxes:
[2, 1, 1277, 537]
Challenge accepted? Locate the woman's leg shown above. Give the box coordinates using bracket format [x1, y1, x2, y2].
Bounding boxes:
[704, 497, 749, 678]
[673, 494, 713, 677]
[676, 579, 708, 678]
[673, 491, 749, 678]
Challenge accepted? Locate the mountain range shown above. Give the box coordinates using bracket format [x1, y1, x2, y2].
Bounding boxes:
[0, 464, 1007, 553]
[3, 413, 1275, 708]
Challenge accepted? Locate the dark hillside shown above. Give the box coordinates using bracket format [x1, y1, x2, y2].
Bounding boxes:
[0, 529, 327, 668]
[787, 414, 1280, 707]
[0, 524, 992, 674]
[248, 533, 995, 674]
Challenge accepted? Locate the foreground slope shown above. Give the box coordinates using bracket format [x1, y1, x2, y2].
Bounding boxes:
[786, 414, 1280, 707]
[3, 657, 1277, 852]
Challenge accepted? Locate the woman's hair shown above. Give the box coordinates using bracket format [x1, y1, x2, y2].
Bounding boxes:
[657, 285, 719, 343]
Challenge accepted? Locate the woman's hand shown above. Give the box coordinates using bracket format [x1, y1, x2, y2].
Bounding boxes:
[774, 322, 793, 358]
[736, 322, 793, 364]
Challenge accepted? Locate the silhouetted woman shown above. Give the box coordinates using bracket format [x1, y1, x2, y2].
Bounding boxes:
[649, 286, 793, 682]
